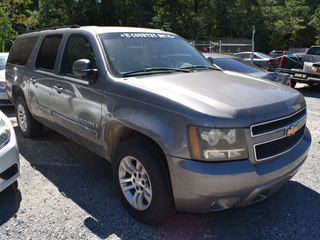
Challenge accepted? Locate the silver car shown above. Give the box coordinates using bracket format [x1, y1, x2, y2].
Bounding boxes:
[234, 51, 279, 71]
[0, 110, 20, 193]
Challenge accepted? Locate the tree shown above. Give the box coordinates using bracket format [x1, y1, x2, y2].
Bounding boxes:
[259, 0, 314, 50]
[309, 5, 320, 44]
[0, 0, 33, 51]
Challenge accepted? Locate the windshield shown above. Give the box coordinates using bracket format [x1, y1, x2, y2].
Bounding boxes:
[0, 55, 8, 70]
[307, 47, 320, 55]
[99, 32, 212, 77]
[213, 58, 265, 73]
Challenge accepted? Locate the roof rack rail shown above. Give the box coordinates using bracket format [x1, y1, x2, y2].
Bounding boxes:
[23, 25, 80, 35]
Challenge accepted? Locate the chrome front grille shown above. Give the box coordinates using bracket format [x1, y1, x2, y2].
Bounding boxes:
[255, 125, 305, 160]
[251, 108, 306, 161]
[251, 108, 306, 137]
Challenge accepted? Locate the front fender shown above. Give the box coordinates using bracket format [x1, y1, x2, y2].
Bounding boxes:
[101, 103, 211, 163]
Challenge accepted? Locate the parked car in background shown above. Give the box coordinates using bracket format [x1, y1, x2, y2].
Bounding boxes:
[204, 53, 291, 86]
[268, 50, 293, 58]
[0, 110, 20, 193]
[0, 52, 12, 106]
[306, 45, 320, 55]
[234, 51, 279, 71]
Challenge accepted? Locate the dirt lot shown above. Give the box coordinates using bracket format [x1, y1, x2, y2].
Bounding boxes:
[0, 83, 320, 240]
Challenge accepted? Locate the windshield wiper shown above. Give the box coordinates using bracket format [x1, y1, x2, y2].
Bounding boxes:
[122, 67, 191, 77]
[181, 65, 221, 71]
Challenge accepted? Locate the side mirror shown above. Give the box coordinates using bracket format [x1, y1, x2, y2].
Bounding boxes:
[73, 59, 98, 81]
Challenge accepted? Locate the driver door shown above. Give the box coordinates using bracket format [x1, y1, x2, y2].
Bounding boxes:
[51, 34, 104, 151]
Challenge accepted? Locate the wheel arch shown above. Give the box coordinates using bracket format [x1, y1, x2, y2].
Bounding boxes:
[107, 124, 168, 166]
[11, 85, 26, 106]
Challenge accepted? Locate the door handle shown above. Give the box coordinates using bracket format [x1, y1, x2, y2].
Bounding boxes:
[53, 85, 65, 94]
[30, 77, 38, 84]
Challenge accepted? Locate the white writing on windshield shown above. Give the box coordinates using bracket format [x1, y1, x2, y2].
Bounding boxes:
[120, 33, 175, 39]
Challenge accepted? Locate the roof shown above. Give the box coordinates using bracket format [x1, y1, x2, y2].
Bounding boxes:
[202, 53, 235, 59]
[23, 25, 169, 36]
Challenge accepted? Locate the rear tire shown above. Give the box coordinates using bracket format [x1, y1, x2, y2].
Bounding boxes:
[291, 80, 296, 88]
[112, 138, 176, 225]
[16, 97, 43, 138]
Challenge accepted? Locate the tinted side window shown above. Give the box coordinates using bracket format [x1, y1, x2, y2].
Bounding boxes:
[61, 34, 96, 75]
[307, 47, 320, 55]
[7, 36, 39, 66]
[36, 35, 63, 71]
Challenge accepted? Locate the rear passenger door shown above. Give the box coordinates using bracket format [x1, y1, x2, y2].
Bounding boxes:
[28, 34, 63, 127]
[51, 34, 104, 153]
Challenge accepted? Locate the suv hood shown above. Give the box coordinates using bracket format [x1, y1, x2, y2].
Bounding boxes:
[125, 70, 305, 127]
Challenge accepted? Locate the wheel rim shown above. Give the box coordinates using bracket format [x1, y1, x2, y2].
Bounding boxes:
[118, 156, 152, 211]
[17, 103, 27, 132]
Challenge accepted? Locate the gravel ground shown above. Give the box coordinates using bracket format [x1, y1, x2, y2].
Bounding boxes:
[0, 83, 320, 240]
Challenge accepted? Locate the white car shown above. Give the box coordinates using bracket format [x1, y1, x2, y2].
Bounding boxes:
[0, 52, 12, 106]
[0, 110, 20, 192]
[233, 52, 279, 71]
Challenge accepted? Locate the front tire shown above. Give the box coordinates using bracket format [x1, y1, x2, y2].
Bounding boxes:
[16, 97, 43, 138]
[112, 138, 176, 225]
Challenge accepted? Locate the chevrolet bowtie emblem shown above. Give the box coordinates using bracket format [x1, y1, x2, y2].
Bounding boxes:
[286, 124, 298, 136]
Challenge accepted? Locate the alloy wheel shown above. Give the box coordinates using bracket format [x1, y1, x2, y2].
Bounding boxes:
[118, 156, 152, 211]
[17, 103, 27, 132]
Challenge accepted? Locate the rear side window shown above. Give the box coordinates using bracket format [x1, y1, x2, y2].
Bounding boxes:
[36, 35, 63, 71]
[7, 36, 39, 66]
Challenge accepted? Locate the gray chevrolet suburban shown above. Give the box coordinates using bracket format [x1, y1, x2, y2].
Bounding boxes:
[5, 26, 311, 224]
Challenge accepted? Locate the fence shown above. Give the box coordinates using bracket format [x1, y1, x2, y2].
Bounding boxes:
[190, 38, 254, 54]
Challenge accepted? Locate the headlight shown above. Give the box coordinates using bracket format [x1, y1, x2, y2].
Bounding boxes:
[0, 118, 11, 149]
[188, 126, 248, 161]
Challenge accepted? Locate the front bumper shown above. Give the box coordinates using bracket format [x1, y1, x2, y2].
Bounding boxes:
[168, 128, 311, 213]
[0, 114, 20, 192]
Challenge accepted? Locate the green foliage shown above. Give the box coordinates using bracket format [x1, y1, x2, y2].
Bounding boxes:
[0, 0, 33, 51]
[1, 0, 320, 52]
[309, 5, 320, 44]
[262, 0, 313, 50]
